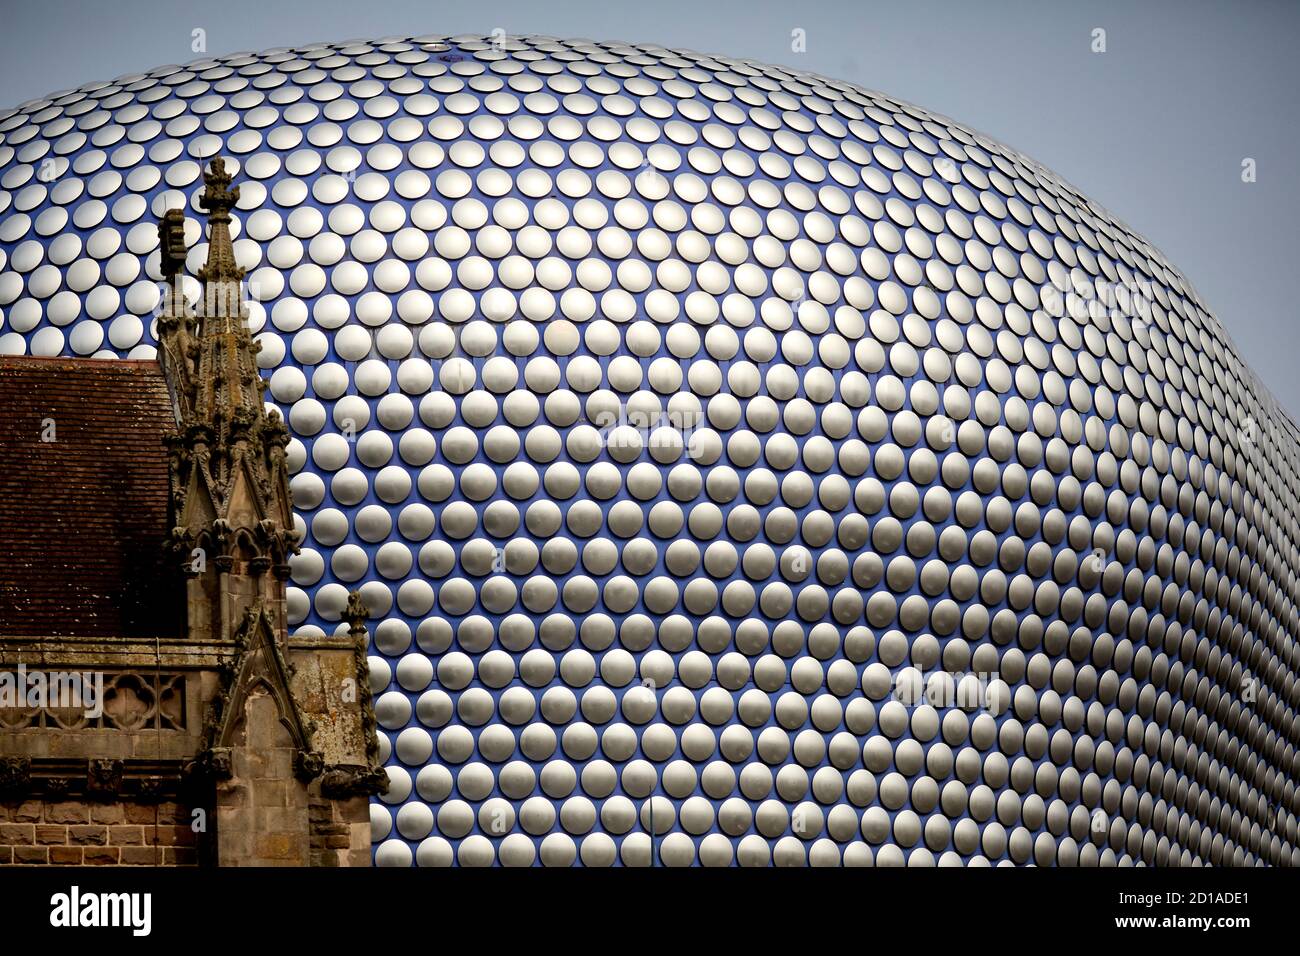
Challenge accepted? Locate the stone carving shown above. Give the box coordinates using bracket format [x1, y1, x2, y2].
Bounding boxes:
[183, 746, 233, 785]
[0, 756, 30, 796]
[319, 764, 390, 799]
[0, 672, 184, 731]
[193, 600, 322, 788]
[85, 758, 124, 799]
[158, 159, 298, 587]
[345, 591, 385, 787]
[294, 750, 325, 782]
[136, 777, 169, 802]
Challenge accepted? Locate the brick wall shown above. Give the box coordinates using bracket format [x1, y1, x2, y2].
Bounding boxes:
[0, 799, 197, 865]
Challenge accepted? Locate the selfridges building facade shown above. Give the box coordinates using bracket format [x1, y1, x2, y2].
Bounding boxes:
[0, 33, 1296, 867]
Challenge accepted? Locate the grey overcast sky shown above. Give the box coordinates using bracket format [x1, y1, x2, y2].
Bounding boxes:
[2, 0, 1297, 416]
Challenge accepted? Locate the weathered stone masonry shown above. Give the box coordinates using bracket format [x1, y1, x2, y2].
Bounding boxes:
[0, 157, 385, 866]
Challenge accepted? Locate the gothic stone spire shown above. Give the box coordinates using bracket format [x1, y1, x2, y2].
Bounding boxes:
[193, 156, 260, 439]
[159, 157, 297, 593]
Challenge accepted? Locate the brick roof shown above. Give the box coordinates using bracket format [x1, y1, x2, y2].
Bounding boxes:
[0, 356, 184, 638]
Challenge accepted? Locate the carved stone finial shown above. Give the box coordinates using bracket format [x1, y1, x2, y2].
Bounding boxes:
[196, 156, 244, 286]
[158, 208, 188, 279]
[344, 591, 369, 637]
[199, 156, 239, 220]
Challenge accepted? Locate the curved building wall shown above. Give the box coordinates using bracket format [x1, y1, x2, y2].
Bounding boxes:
[0, 33, 1297, 866]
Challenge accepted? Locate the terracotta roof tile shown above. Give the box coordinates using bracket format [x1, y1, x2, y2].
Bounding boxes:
[0, 356, 184, 638]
